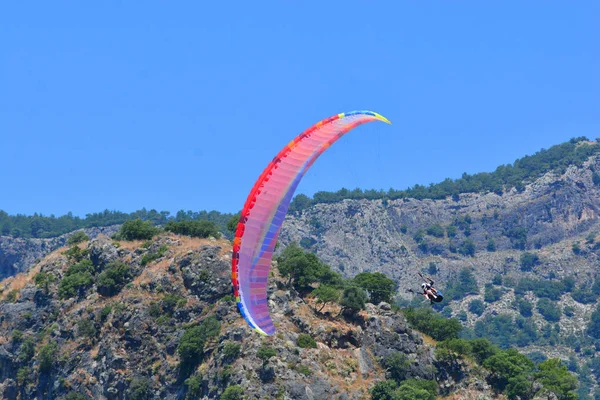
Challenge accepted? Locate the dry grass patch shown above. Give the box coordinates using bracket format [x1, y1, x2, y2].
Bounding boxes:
[421, 333, 437, 347]
[0, 263, 42, 301]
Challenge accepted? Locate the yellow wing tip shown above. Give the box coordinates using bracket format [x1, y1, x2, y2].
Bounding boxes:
[373, 112, 392, 124]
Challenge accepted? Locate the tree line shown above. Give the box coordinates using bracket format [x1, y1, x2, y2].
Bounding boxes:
[289, 137, 600, 212]
[0, 208, 235, 239]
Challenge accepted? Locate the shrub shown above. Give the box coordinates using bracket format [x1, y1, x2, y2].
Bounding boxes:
[468, 300, 485, 316]
[537, 298, 561, 322]
[297, 334, 317, 349]
[220, 385, 244, 400]
[116, 219, 158, 241]
[185, 373, 203, 399]
[140, 245, 168, 266]
[516, 298, 533, 318]
[128, 377, 152, 400]
[222, 342, 241, 362]
[403, 308, 462, 341]
[12, 329, 23, 343]
[426, 224, 445, 238]
[58, 271, 93, 299]
[38, 341, 58, 373]
[34, 272, 55, 290]
[257, 345, 277, 368]
[519, 252, 540, 271]
[438, 338, 473, 357]
[340, 286, 368, 316]
[484, 284, 503, 303]
[78, 318, 97, 340]
[164, 220, 219, 238]
[97, 262, 132, 296]
[67, 231, 90, 245]
[18, 338, 35, 362]
[178, 316, 221, 374]
[384, 352, 411, 382]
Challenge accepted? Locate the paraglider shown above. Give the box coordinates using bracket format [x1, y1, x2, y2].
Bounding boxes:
[410, 272, 444, 305]
[231, 111, 391, 335]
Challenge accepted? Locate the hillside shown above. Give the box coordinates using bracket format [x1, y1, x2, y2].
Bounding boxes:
[0, 233, 520, 400]
[277, 151, 600, 398]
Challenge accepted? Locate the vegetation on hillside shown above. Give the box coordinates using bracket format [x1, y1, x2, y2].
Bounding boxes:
[0, 208, 234, 239]
[289, 137, 600, 212]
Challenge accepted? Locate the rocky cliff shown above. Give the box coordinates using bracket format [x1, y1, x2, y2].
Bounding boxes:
[0, 226, 120, 280]
[0, 234, 496, 399]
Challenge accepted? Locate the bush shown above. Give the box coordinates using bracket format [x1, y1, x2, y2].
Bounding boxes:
[220, 385, 244, 400]
[438, 338, 473, 357]
[426, 224, 445, 238]
[297, 334, 317, 349]
[340, 286, 368, 316]
[38, 341, 58, 373]
[257, 345, 277, 368]
[128, 377, 152, 400]
[484, 284, 503, 303]
[78, 318, 97, 340]
[516, 298, 533, 318]
[384, 352, 411, 382]
[116, 219, 158, 241]
[67, 231, 90, 245]
[403, 308, 462, 341]
[353, 272, 396, 304]
[164, 220, 219, 238]
[185, 373, 203, 399]
[520, 252, 540, 271]
[537, 298, 561, 322]
[468, 300, 485, 316]
[443, 268, 479, 301]
[178, 316, 221, 374]
[222, 342, 241, 362]
[97, 262, 132, 296]
[58, 270, 94, 299]
[140, 245, 168, 266]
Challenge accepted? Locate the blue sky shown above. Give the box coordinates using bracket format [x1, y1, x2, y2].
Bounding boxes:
[1, 1, 598, 217]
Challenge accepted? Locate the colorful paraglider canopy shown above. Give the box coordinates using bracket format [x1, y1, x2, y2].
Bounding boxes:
[232, 110, 391, 335]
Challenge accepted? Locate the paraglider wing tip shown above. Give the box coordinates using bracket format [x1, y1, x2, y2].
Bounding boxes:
[374, 113, 392, 125]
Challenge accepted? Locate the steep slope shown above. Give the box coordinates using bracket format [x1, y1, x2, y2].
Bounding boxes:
[0, 234, 496, 400]
[278, 154, 600, 397]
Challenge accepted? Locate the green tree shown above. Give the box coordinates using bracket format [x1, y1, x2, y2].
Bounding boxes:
[370, 379, 398, 400]
[468, 299, 485, 316]
[164, 220, 219, 238]
[226, 212, 241, 233]
[535, 358, 578, 400]
[97, 262, 132, 297]
[116, 219, 158, 241]
[276, 244, 322, 290]
[220, 385, 244, 400]
[353, 272, 396, 304]
[178, 316, 221, 375]
[339, 286, 368, 317]
[128, 377, 152, 400]
[312, 285, 340, 312]
[384, 352, 411, 382]
[38, 341, 58, 373]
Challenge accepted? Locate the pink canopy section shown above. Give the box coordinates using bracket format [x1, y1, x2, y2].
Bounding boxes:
[232, 111, 391, 335]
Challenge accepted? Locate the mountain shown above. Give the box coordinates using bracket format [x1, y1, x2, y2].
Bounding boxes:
[0, 233, 512, 400]
[277, 146, 600, 398]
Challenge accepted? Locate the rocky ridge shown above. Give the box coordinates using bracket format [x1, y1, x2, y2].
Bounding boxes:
[0, 234, 495, 399]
